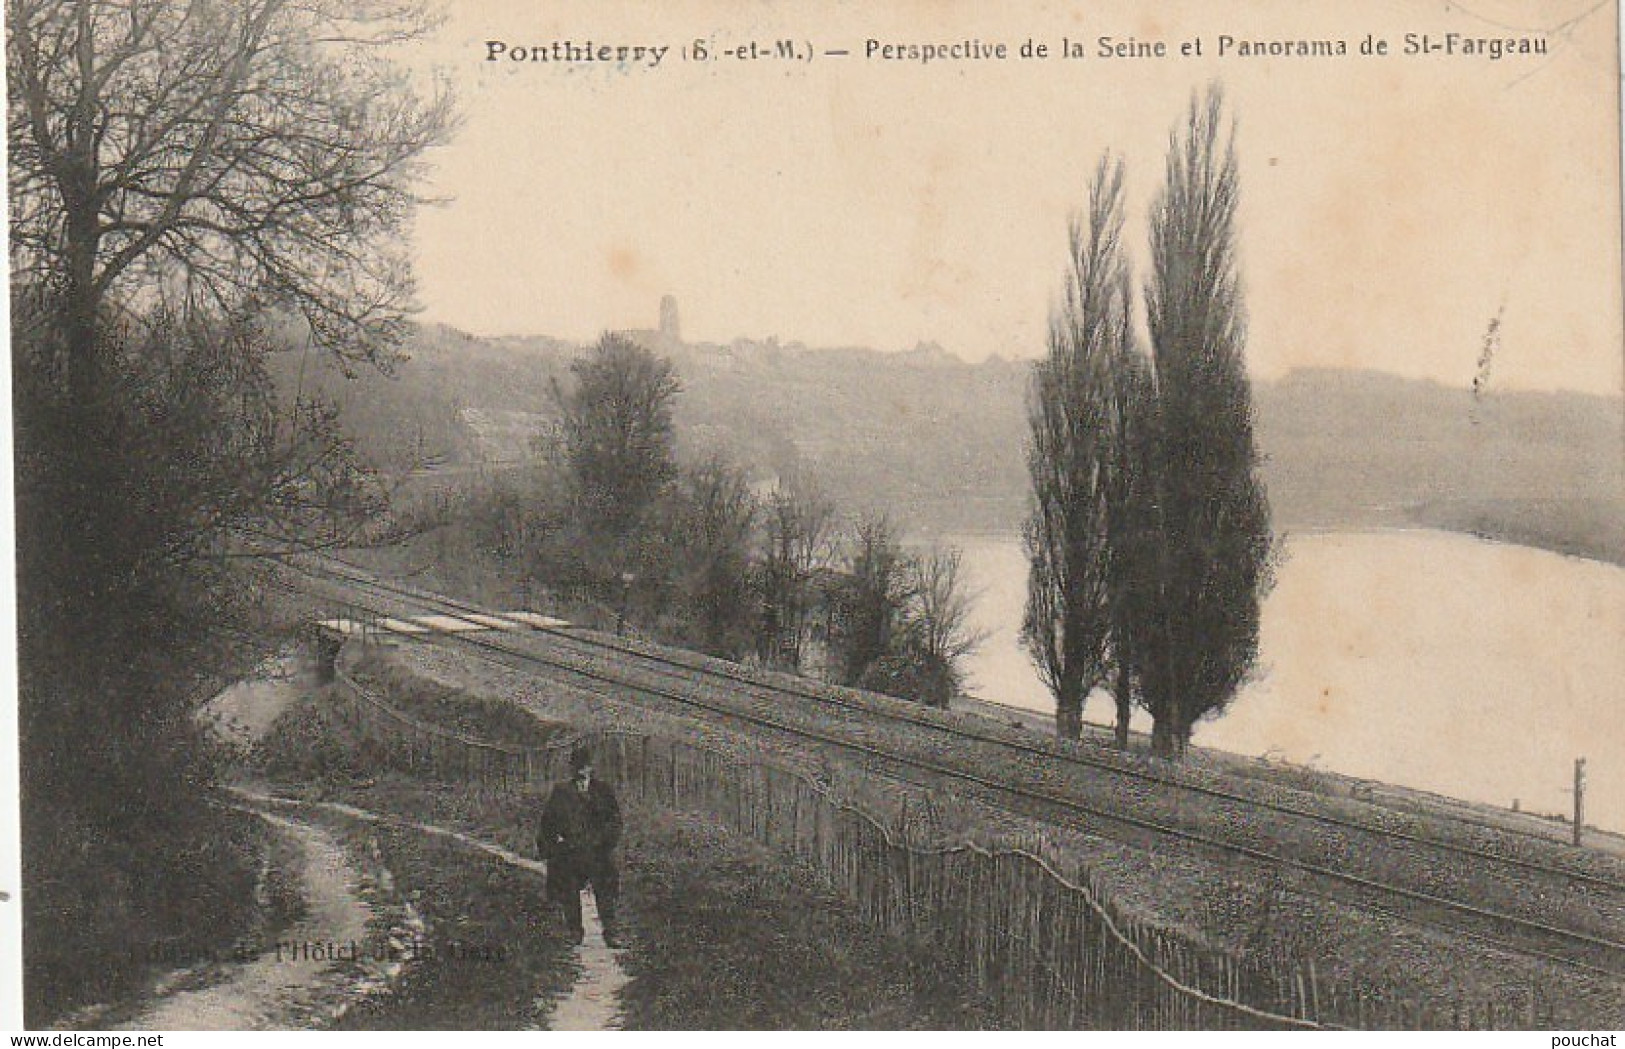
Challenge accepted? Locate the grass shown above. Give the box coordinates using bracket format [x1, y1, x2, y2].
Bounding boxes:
[616, 807, 1000, 1030]
[255, 686, 999, 1029]
[345, 648, 566, 748]
[324, 818, 578, 1030]
[302, 778, 1001, 1030]
[24, 799, 283, 1027]
[248, 685, 375, 787]
[241, 682, 587, 1030]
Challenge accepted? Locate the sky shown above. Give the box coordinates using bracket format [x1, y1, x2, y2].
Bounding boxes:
[403, 0, 1625, 397]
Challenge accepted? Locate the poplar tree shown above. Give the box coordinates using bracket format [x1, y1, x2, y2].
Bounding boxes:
[1022, 155, 1135, 740]
[1139, 87, 1272, 756]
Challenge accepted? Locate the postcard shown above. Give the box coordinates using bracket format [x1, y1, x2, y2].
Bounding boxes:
[5, 0, 1622, 1034]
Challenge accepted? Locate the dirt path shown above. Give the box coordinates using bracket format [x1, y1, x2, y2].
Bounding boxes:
[53, 659, 414, 1031]
[545, 890, 625, 1030]
[243, 791, 629, 1030]
[202, 650, 316, 748]
[111, 810, 385, 1031]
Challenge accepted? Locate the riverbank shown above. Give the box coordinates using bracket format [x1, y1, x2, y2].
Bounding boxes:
[1403, 496, 1625, 569]
[953, 527, 1625, 835]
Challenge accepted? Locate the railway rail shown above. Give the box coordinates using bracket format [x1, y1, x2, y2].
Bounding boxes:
[278, 553, 1625, 977]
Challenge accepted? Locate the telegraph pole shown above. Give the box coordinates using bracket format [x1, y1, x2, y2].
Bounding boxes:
[1574, 757, 1587, 847]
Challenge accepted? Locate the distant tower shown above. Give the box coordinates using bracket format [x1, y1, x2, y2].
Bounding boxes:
[658, 294, 681, 345]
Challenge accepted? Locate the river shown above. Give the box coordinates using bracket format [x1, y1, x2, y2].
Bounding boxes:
[950, 529, 1625, 831]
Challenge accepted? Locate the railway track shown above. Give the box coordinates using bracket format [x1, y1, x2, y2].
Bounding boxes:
[292, 555, 1625, 883]
[280, 554, 1625, 977]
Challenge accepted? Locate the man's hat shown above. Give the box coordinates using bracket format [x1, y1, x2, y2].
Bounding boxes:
[569, 744, 593, 772]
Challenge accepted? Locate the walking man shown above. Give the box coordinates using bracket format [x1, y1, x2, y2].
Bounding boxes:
[536, 744, 623, 947]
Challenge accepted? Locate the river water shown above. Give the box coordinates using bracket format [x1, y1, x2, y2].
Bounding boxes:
[951, 529, 1625, 831]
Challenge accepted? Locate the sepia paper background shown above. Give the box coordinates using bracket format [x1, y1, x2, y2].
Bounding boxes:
[411, 0, 1622, 395]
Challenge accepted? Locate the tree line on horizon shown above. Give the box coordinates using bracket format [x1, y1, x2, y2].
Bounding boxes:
[1023, 86, 1274, 757]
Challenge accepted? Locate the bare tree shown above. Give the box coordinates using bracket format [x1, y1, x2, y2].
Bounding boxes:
[8, 0, 456, 398]
[1022, 154, 1134, 740]
[901, 545, 986, 707]
[754, 479, 836, 671]
[1139, 87, 1273, 757]
[664, 454, 758, 660]
[827, 513, 911, 687]
[8, 0, 454, 1021]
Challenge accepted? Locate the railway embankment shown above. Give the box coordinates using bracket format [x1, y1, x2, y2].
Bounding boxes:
[385, 636, 1623, 1028]
[273, 556, 1625, 1027]
[235, 656, 998, 1029]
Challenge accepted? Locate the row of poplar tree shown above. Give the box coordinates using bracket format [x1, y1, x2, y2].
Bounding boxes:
[1022, 87, 1274, 757]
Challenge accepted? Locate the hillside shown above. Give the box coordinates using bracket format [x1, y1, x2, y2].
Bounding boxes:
[287, 321, 1625, 561]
